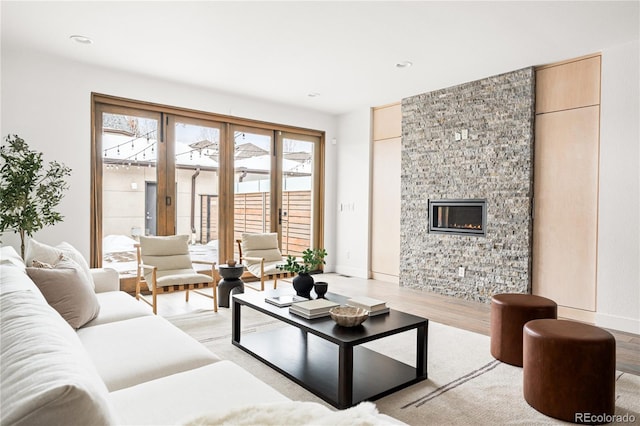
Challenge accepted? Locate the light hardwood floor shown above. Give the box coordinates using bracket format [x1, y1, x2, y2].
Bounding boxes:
[150, 273, 639, 376]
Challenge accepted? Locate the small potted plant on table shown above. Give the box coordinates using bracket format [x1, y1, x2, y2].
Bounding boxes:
[277, 248, 327, 298]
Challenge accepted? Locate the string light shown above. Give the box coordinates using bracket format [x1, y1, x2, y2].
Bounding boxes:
[102, 129, 157, 158]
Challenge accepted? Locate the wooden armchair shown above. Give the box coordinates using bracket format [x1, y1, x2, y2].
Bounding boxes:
[236, 232, 293, 291]
[135, 234, 218, 314]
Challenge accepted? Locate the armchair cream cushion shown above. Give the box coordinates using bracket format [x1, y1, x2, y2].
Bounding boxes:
[138, 235, 212, 288]
[135, 234, 218, 313]
[241, 233, 284, 263]
[240, 233, 286, 278]
[139, 235, 192, 270]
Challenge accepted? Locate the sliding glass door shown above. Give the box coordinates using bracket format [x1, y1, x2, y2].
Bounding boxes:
[232, 126, 274, 259]
[231, 129, 322, 259]
[169, 116, 223, 263]
[278, 132, 321, 256]
[96, 105, 161, 273]
[92, 94, 324, 271]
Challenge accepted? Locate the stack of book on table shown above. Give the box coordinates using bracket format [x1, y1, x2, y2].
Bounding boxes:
[265, 294, 308, 307]
[346, 296, 390, 316]
[289, 298, 340, 319]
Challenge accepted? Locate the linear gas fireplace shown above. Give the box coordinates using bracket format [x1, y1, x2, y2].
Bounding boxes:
[429, 199, 486, 236]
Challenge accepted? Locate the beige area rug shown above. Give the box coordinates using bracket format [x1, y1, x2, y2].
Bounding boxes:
[167, 308, 640, 426]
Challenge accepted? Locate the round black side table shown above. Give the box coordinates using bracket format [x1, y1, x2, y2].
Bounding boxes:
[217, 264, 245, 308]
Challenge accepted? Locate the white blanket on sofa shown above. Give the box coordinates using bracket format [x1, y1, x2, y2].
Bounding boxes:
[184, 401, 399, 426]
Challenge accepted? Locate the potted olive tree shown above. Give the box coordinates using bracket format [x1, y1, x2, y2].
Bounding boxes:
[277, 248, 327, 298]
[0, 135, 71, 258]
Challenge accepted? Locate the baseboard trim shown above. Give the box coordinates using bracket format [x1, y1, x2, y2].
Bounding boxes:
[557, 306, 596, 324]
[595, 312, 640, 334]
[371, 272, 399, 284]
[334, 264, 368, 279]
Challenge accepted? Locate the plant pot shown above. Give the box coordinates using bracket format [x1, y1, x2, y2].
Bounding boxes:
[293, 273, 314, 298]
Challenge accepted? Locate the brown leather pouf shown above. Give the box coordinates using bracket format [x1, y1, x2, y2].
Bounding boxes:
[523, 319, 616, 424]
[490, 294, 557, 366]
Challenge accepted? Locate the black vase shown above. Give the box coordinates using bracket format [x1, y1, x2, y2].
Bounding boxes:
[293, 273, 314, 298]
[313, 281, 328, 298]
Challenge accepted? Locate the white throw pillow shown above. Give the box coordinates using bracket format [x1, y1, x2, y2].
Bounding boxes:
[25, 239, 95, 289]
[26, 256, 100, 329]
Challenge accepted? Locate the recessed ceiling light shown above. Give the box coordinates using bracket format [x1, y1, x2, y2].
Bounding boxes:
[308, 92, 321, 98]
[69, 35, 93, 45]
[395, 61, 413, 69]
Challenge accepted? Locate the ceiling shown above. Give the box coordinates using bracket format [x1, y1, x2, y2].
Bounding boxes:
[2, 1, 638, 115]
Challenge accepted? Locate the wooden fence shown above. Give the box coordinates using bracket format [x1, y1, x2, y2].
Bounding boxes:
[201, 190, 311, 257]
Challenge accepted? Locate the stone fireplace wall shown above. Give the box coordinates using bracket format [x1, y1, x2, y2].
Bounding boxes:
[400, 68, 535, 302]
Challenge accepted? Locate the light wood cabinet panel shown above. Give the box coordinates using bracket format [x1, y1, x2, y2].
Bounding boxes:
[371, 137, 401, 280]
[536, 55, 600, 114]
[373, 103, 402, 140]
[532, 106, 600, 311]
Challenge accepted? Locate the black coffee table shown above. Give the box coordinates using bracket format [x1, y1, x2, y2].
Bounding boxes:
[232, 290, 428, 409]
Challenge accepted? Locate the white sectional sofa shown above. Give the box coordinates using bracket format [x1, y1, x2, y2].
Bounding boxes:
[0, 245, 399, 425]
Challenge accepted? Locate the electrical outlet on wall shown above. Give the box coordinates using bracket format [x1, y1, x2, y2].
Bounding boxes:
[458, 266, 465, 278]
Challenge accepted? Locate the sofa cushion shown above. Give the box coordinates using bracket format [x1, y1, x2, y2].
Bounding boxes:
[0, 289, 117, 426]
[26, 257, 100, 329]
[84, 291, 153, 327]
[90, 267, 120, 293]
[77, 315, 220, 391]
[25, 239, 95, 289]
[1, 246, 26, 271]
[0, 263, 48, 302]
[110, 361, 289, 425]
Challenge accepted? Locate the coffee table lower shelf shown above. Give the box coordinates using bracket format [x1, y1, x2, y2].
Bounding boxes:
[233, 326, 424, 408]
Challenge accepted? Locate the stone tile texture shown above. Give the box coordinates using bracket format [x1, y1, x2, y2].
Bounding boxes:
[400, 68, 535, 303]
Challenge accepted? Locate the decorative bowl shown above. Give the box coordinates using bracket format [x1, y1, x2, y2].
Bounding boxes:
[329, 306, 369, 327]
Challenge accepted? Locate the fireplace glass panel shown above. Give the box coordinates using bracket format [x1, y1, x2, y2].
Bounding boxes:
[429, 200, 486, 236]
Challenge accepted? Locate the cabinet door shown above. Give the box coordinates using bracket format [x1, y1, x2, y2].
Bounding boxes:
[536, 56, 600, 114]
[532, 106, 600, 311]
[373, 104, 402, 140]
[371, 137, 401, 282]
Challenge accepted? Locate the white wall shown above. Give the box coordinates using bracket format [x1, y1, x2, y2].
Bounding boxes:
[597, 40, 640, 334]
[333, 107, 372, 278]
[0, 48, 338, 270]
